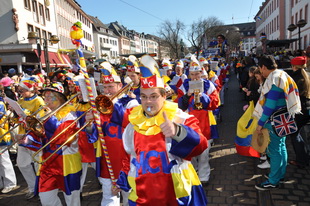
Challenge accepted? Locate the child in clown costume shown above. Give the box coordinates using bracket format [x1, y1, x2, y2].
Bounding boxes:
[177, 56, 220, 186]
[199, 57, 222, 92]
[15, 77, 45, 200]
[116, 55, 208, 206]
[31, 82, 82, 206]
[0, 86, 17, 193]
[85, 61, 139, 206]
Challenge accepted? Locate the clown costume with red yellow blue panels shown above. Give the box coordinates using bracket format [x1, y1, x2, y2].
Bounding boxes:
[86, 61, 139, 206]
[117, 100, 208, 206]
[177, 56, 219, 185]
[116, 55, 208, 206]
[28, 82, 82, 206]
[34, 104, 82, 196]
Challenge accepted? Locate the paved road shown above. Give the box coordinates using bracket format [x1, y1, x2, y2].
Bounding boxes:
[0, 73, 309, 206]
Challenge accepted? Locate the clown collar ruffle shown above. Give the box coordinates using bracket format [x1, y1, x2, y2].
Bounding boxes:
[129, 100, 178, 135]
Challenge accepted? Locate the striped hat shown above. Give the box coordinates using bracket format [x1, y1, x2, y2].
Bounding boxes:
[139, 55, 164, 89]
[19, 77, 37, 91]
[100, 61, 121, 83]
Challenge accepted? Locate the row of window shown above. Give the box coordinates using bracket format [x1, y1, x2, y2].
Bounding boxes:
[291, 4, 308, 24]
[55, 0, 91, 28]
[242, 44, 255, 50]
[83, 31, 92, 42]
[76, 12, 91, 28]
[261, 0, 279, 21]
[27, 23, 52, 46]
[292, 34, 308, 50]
[100, 38, 117, 46]
[264, 16, 279, 36]
[24, 0, 50, 25]
[291, 0, 302, 8]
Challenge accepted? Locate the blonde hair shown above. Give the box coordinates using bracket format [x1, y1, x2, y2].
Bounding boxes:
[300, 68, 310, 98]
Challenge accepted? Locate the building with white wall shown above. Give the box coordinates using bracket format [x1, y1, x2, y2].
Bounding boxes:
[88, 15, 119, 64]
[0, 0, 97, 73]
[0, 0, 62, 73]
[54, 0, 95, 59]
[255, 0, 309, 52]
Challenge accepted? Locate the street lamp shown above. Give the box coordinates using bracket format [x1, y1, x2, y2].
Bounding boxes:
[27, 31, 60, 74]
[287, 19, 307, 51]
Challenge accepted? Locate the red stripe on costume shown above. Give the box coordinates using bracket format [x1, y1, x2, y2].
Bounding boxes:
[78, 131, 96, 163]
[207, 90, 220, 110]
[183, 116, 209, 160]
[39, 155, 65, 192]
[122, 107, 134, 128]
[49, 120, 78, 145]
[188, 110, 211, 140]
[235, 143, 260, 158]
[133, 132, 178, 205]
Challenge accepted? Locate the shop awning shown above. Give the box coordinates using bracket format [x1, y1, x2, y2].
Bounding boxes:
[266, 39, 298, 47]
[34, 50, 71, 67]
[119, 53, 157, 58]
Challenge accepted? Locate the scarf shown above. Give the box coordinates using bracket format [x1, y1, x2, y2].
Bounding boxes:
[253, 69, 301, 119]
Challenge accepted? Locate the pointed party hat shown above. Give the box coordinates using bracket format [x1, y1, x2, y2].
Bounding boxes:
[139, 55, 164, 88]
[100, 61, 121, 83]
[126, 55, 140, 73]
[189, 55, 202, 72]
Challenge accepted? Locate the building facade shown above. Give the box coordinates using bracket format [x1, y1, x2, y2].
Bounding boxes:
[0, 0, 97, 73]
[0, 0, 60, 73]
[89, 15, 119, 64]
[255, 0, 309, 52]
[54, 0, 95, 59]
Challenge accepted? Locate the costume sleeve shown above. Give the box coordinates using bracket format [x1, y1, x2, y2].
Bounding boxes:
[0, 103, 5, 120]
[258, 85, 284, 126]
[43, 113, 78, 145]
[178, 94, 191, 111]
[19, 131, 42, 151]
[110, 102, 125, 126]
[206, 82, 220, 110]
[169, 115, 208, 160]
[116, 125, 132, 192]
[116, 145, 131, 192]
[200, 93, 211, 109]
[85, 123, 99, 143]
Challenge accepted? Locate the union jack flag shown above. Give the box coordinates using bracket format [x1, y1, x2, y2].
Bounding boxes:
[273, 112, 297, 137]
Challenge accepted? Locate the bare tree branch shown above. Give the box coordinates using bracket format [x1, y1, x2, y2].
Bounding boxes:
[158, 19, 185, 59]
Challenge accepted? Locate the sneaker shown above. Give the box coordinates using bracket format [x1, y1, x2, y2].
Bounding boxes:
[25, 191, 35, 200]
[257, 160, 270, 169]
[260, 155, 267, 161]
[255, 180, 279, 190]
[1, 186, 17, 193]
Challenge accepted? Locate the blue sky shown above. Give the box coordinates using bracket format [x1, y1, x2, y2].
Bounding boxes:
[78, 0, 265, 38]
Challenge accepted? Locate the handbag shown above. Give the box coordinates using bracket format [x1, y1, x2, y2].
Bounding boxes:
[270, 107, 298, 137]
